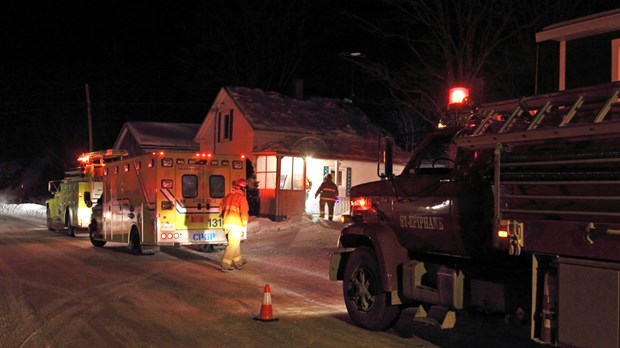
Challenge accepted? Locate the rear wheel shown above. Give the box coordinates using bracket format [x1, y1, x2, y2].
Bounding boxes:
[89, 222, 106, 247]
[130, 228, 142, 255]
[65, 210, 76, 237]
[46, 205, 54, 231]
[68, 225, 77, 238]
[343, 246, 402, 331]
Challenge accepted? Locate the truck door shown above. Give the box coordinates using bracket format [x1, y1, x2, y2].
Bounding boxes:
[391, 132, 461, 255]
[173, 158, 205, 234]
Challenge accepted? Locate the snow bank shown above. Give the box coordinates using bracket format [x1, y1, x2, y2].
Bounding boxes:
[0, 203, 315, 232]
[0, 203, 46, 218]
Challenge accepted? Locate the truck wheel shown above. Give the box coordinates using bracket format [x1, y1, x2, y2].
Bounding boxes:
[68, 225, 77, 238]
[343, 246, 402, 331]
[46, 206, 54, 231]
[65, 211, 76, 237]
[89, 224, 106, 247]
[130, 228, 142, 255]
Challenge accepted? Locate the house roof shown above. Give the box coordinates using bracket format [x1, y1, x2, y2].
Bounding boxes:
[113, 121, 200, 153]
[253, 134, 411, 165]
[536, 8, 620, 42]
[225, 86, 385, 138]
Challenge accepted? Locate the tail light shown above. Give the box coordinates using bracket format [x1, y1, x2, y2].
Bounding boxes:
[351, 197, 372, 211]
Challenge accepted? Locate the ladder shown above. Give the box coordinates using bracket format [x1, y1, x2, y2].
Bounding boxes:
[456, 82, 620, 149]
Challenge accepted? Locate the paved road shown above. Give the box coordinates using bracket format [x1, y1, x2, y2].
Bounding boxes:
[0, 213, 539, 347]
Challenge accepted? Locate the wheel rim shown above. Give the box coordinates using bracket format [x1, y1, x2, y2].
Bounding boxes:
[348, 266, 377, 312]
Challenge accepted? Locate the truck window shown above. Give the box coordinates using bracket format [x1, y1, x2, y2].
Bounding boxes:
[419, 141, 450, 168]
[209, 175, 225, 198]
[405, 134, 456, 174]
[182, 175, 198, 198]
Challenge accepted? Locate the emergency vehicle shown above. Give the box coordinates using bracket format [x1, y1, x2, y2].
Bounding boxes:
[329, 82, 620, 347]
[88, 151, 246, 254]
[46, 149, 127, 236]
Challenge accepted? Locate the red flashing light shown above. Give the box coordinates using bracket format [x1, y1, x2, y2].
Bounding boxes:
[351, 197, 372, 210]
[195, 153, 213, 158]
[449, 87, 470, 105]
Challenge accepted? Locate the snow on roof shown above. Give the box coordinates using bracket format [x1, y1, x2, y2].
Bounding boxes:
[226, 86, 384, 138]
[116, 121, 200, 151]
[254, 134, 410, 164]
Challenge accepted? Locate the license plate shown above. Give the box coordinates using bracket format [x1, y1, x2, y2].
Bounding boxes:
[161, 222, 175, 231]
[189, 216, 203, 223]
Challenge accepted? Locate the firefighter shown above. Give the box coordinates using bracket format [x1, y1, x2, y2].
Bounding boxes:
[220, 178, 249, 272]
[314, 173, 339, 221]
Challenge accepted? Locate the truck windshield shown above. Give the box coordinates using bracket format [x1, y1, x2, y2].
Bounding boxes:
[405, 133, 455, 174]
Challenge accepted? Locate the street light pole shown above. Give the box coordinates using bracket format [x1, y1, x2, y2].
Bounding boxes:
[339, 51, 366, 103]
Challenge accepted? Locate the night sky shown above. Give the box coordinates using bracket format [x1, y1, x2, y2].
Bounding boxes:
[3, 1, 384, 165]
[3, 1, 618, 168]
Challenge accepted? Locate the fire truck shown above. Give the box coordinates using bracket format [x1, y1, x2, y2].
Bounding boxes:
[88, 151, 246, 254]
[46, 150, 127, 237]
[329, 82, 620, 347]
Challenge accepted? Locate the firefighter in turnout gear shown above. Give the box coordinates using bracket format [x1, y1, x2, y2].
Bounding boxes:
[220, 179, 250, 272]
[315, 173, 339, 221]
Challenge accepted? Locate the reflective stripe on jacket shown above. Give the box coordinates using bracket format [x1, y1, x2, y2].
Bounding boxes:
[316, 181, 339, 201]
[220, 190, 249, 232]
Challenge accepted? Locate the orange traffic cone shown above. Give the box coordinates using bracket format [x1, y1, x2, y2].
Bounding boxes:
[254, 284, 279, 322]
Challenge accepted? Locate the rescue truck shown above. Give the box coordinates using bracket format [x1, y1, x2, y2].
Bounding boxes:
[329, 82, 620, 347]
[46, 150, 127, 236]
[88, 151, 246, 254]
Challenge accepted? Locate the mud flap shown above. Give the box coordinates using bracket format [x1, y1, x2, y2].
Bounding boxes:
[414, 305, 456, 329]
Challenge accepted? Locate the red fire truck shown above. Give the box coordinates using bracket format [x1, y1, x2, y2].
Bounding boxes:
[329, 82, 620, 347]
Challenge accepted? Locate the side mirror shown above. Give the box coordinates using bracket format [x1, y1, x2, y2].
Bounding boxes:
[378, 137, 394, 179]
[84, 191, 92, 208]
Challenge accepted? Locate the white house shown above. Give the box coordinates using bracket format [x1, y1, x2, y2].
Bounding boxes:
[194, 86, 409, 220]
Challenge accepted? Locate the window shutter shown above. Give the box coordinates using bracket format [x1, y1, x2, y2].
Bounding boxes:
[229, 109, 234, 141]
[346, 168, 352, 197]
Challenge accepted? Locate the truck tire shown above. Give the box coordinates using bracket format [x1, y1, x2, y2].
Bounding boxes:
[89, 223, 106, 247]
[343, 246, 402, 331]
[46, 205, 54, 231]
[130, 228, 142, 255]
[65, 210, 76, 237]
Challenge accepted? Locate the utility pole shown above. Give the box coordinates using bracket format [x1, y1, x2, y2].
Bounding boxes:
[85, 84, 93, 152]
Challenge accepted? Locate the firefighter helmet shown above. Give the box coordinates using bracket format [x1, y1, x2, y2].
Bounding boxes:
[324, 173, 333, 181]
[233, 178, 247, 188]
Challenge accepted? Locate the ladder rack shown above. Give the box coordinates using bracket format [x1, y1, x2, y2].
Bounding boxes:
[456, 82, 620, 149]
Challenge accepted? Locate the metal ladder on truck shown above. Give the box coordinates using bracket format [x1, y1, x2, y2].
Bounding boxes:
[455, 82, 620, 256]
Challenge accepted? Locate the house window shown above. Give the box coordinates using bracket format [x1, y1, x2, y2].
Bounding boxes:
[280, 156, 304, 190]
[256, 156, 277, 189]
[218, 109, 234, 142]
